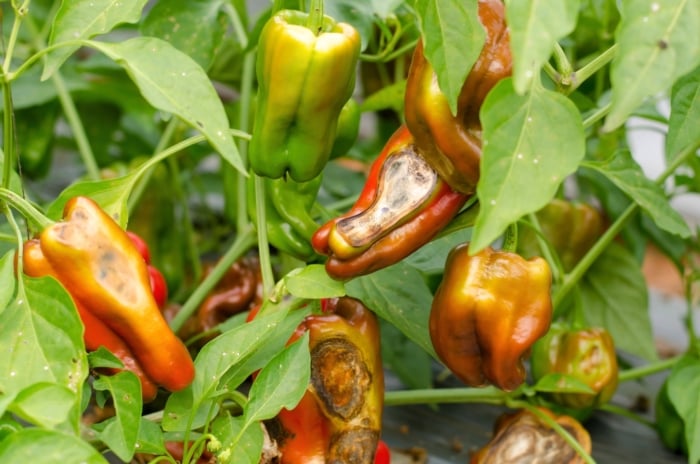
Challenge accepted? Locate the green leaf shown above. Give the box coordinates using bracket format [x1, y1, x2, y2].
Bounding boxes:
[284, 265, 346, 299]
[86, 37, 245, 175]
[134, 418, 165, 455]
[0, 274, 87, 430]
[667, 359, 700, 464]
[91, 372, 142, 462]
[244, 332, 310, 424]
[0, 429, 108, 463]
[379, 321, 433, 390]
[413, 0, 484, 115]
[582, 149, 691, 238]
[404, 228, 470, 275]
[504, 0, 580, 94]
[325, 0, 375, 51]
[604, 0, 700, 131]
[43, 0, 149, 79]
[472, 78, 585, 252]
[87, 346, 124, 370]
[9, 383, 75, 428]
[666, 65, 700, 158]
[579, 243, 656, 361]
[532, 373, 595, 394]
[140, 0, 227, 70]
[46, 175, 135, 226]
[0, 252, 15, 317]
[347, 261, 436, 358]
[211, 413, 264, 464]
[163, 301, 295, 431]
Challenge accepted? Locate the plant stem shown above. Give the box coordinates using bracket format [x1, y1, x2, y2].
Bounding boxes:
[552, 42, 573, 87]
[568, 44, 618, 95]
[1, 80, 15, 192]
[254, 175, 275, 298]
[307, 0, 324, 33]
[582, 102, 612, 129]
[617, 355, 681, 383]
[501, 222, 518, 252]
[598, 403, 655, 428]
[2, 3, 25, 72]
[0, 187, 54, 230]
[383, 386, 508, 406]
[4, 202, 26, 293]
[169, 226, 256, 332]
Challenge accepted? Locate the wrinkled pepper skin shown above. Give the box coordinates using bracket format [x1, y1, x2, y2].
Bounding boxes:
[22, 239, 159, 401]
[429, 244, 552, 391]
[247, 172, 322, 261]
[312, 125, 469, 279]
[470, 408, 592, 464]
[271, 297, 384, 463]
[404, 0, 511, 194]
[38, 196, 194, 392]
[518, 199, 605, 272]
[249, 9, 361, 182]
[531, 325, 619, 411]
[197, 256, 263, 333]
[655, 377, 689, 455]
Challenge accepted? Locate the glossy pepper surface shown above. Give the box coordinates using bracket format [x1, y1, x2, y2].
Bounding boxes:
[249, 9, 360, 182]
[470, 408, 592, 464]
[404, 0, 511, 194]
[329, 98, 362, 159]
[38, 196, 194, 392]
[269, 297, 384, 463]
[531, 325, 619, 411]
[429, 244, 552, 391]
[247, 172, 322, 261]
[312, 125, 469, 280]
[22, 239, 159, 402]
[518, 199, 605, 272]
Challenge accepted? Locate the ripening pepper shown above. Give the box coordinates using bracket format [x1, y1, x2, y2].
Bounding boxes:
[37, 196, 194, 392]
[329, 98, 362, 159]
[655, 376, 689, 455]
[518, 199, 606, 272]
[22, 239, 159, 401]
[429, 244, 552, 391]
[249, 9, 361, 182]
[312, 125, 469, 280]
[247, 172, 322, 261]
[470, 407, 592, 464]
[531, 325, 619, 412]
[269, 297, 384, 463]
[404, 0, 511, 194]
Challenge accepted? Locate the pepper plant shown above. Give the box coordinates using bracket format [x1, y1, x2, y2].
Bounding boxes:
[0, 0, 699, 463]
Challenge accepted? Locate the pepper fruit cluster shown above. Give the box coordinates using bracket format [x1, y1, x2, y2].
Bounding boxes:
[22, 196, 194, 400]
[429, 244, 553, 391]
[249, 9, 360, 182]
[263, 297, 384, 463]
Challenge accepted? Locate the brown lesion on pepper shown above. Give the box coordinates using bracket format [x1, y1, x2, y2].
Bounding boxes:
[310, 337, 372, 421]
[328, 428, 380, 464]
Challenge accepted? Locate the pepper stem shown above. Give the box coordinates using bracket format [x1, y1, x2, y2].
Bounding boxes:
[0, 187, 54, 231]
[307, 0, 325, 35]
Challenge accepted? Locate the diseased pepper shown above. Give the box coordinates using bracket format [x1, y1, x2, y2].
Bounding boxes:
[312, 125, 469, 280]
[249, 9, 361, 181]
[517, 199, 606, 272]
[429, 244, 552, 391]
[37, 196, 194, 392]
[247, 172, 322, 261]
[470, 408, 592, 463]
[267, 297, 384, 463]
[531, 325, 619, 412]
[22, 239, 159, 402]
[404, 0, 511, 194]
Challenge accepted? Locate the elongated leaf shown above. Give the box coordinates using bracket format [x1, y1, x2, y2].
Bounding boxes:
[532, 373, 595, 394]
[87, 37, 244, 174]
[604, 0, 700, 131]
[472, 78, 584, 252]
[211, 414, 264, 464]
[667, 359, 700, 464]
[582, 150, 691, 238]
[43, 0, 149, 79]
[285, 265, 346, 299]
[244, 333, 310, 424]
[347, 261, 436, 358]
[505, 0, 580, 94]
[92, 372, 142, 462]
[413, 0, 484, 115]
[579, 243, 656, 361]
[0, 429, 108, 464]
[0, 253, 14, 317]
[666, 65, 700, 158]
[140, 0, 227, 70]
[9, 383, 75, 428]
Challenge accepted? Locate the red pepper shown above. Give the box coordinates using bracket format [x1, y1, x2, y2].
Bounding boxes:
[312, 125, 469, 279]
